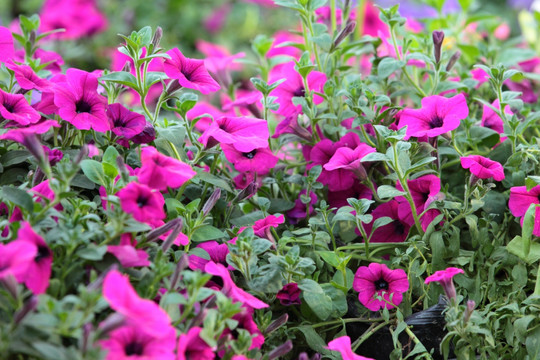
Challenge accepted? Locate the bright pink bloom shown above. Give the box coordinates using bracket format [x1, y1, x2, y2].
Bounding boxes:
[471, 68, 489, 87]
[253, 214, 285, 237]
[204, 262, 268, 309]
[398, 94, 469, 140]
[17, 222, 52, 294]
[481, 99, 512, 140]
[272, 111, 312, 141]
[324, 144, 376, 180]
[53, 68, 109, 132]
[103, 270, 173, 338]
[199, 116, 269, 153]
[266, 31, 303, 59]
[100, 325, 176, 360]
[163, 48, 220, 94]
[5, 60, 51, 91]
[196, 40, 244, 75]
[509, 185, 540, 237]
[425, 267, 464, 300]
[107, 234, 150, 268]
[353, 263, 409, 311]
[276, 283, 301, 306]
[107, 103, 146, 139]
[364, 201, 411, 243]
[186, 101, 227, 132]
[0, 120, 60, 144]
[222, 144, 278, 175]
[362, 1, 389, 38]
[0, 88, 41, 126]
[188, 241, 230, 271]
[0, 240, 37, 281]
[460, 155, 505, 181]
[494, 23, 511, 40]
[0, 26, 14, 62]
[177, 327, 215, 360]
[327, 336, 375, 360]
[397, 174, 443, 230]
[138, 147, 196, 191]
[269, 61, 327, 117]
[117, 182, 166, 226]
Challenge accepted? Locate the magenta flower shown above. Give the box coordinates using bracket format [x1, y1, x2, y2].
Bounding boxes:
[353, 263, 409, 311]
[460, 155, 505, 181]
[188, 241, 230, 271]
[103, 270, 174, 338]
[397, 175, 443, 230]
[269, 61, 327, 117]
[324, 144, 376, 181]
[163, 48, 220, 94]
[425, 267, 464, 300]
[0, 88, 41, 126]
[107, 234, 150, 268]
[222, 144, 279, 175]
[0, 239, 37, 282]
[196, 40, 245, 75]
[53, 68, 109, 132]
[266, 31, 303, 59]
[0, 119, 60, 146]
[17, 222, 52, 295]
[272, 111, 312, 141]
[509, 185, 540, 237]
[107, 103, 146, 139]
[398, 94, 469, 140]
[100, 325, 176, 360]
[199, 116, 269, 153]
[138, 146, 196, 191]
[0, 26, 14, 62]
[364, 201, 411, 243]
[276, 283, 301, 306]
[471, 68, 489, 88]
[481, 99, 512, 140]
[253, 214, 285, 237]
[5, 60, 51, 91]
[204, 262, 269, 309]
[288, 190, 317, 222]
[117, 182, 166, 227]
[327, 336, 374, 360]
[177, 327, 215, 360]
[362, 1, 389, 38]
[186, 101, 227, 132]
[225, 307, 265, 350]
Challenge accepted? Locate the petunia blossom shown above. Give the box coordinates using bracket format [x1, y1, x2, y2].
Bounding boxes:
[364, 201, 411, 243]
[163, 48, 220, 94]
[5, 60, 51, 91]
[204, 262, 268, 309]
[509, 185, 540, 237]
[0, 240, 37, 282]
[481, 99, 512, 141]
[276, 283, 301, 306]
[324, 143, 376, 181]
[177, 326, 215, 360]
[107, 234, 150, 268]
[460, 155, 505, 181]
[107, 103, 146, 139]
[199, 116, 269, 153]
[17, 222, 52, 295]
[188, 241, 230, 271]
[353, 263, 409, 311]
[138, 146, 196, 191]
[425, 267, 464, 301]
[117, 182, 166, 227]
[398, 94, 469, 140]
[222, 144, 279, 175]
[253, 214, 285, 237]
[0, 88, 41, 126]
[0, 26, 15, 62]
[396, 175, 443, 231]
[327, 336, 375, 360]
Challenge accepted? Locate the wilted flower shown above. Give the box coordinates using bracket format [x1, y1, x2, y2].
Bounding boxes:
[276, 283, 301, 306]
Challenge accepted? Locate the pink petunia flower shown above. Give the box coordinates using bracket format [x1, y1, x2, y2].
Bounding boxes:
[481, 99, 512, 141]
[137, 146, 196, 191]
[362, 1, 389, 38]
[17, 222, 52, 295]
[196, 40, 244, 76]
[0, 88, 41, 126]
[117, 182, 166, 227]
[276, 283, 301, 306]
[509, 185, 540, 237]
[364, 201, 411, 243]
[5, 60, 51, 91]
[177, 327, 215, 360]
[204, 262, 268, 309]
[398, 94, 469, 140]
[163, 48, 220, 95]
[266, 31, 303, 59]
[199, 116, 269, 153]
[186, 101, 228, 132]
[107, 234, 150, 268]
[221, 307, 265, 350]
[0, 120, 60, 144]
[253, 214, 285, 237]
[353, 263, 409, 311]
[470, 68, 489, 88]
[0, 239, 37, 282]
[103, 270, 174, 338]
[397, 175, 443, 231]
[324, 143, 376, 181]
[107, 103, 146, 139]
[328, 183, 372, 210]
[222, 144, 279, 175]
[0, 26, 15, 62]
[53, 68, 109, 132]
[460, 155, 505, 181]
[100, 324, 176, 360]
[269, 61, 327, 117]
[425, 267, 464, 301]
[188, 241, 231, 271]
[327, 336, 375, 360]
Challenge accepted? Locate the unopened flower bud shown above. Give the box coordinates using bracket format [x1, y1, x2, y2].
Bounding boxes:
[334, 21, 356, 48]
[265, 313, 288, 335]
[432, 30, 445, 64]
[121, 61, 131, 74]
[74, 144, 89, 165]
[162, 220, 183, 252]
[268, 340, 293, 360]
[446, 51, 461, 72]
[170, 254, 189, 291]
[131, 122, 156, 144]
[202, 188, 222, 217]
[1, 274, 18, 300]
[14, 295, 38, 324]
[235, 182, 258, 202]
[81, 323, 92, 354]
[151, 26, 163, 50]
[147, 218, 183, 242]
[166, 79, 182, 95]
[96, 313, 126, 338]
[116, 155, 129, 181]
[463, 299, 476, 323]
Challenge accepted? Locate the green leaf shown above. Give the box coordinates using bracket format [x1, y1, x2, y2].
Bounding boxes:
[1, 186, 33, 212]
[196, 170, 233, 193]
[377, 185, 406, 200]
[191, 225, 226, 242]
[32, 342, 66, 360]
[1, 150, 31, 166]
[507, 236, 540, 264]
[99, 71, 138, 90]
[299, 279, 333, 320]
[145, 72, 168, 88]
[522, 204, 537, 257]
[102, 146, 120, 179]
[322, 283, 347, 317]
[317, 251, 341, 268]
[80, 159, 108, 186]
[378, 57, 405, 79]
[296, 325, 339, 358]
[76, 244, 107, 261]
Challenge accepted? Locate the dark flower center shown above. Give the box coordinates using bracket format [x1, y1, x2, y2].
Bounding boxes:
[35, 245, 50, 262]
[136, 195, 148, 208]
[3, 102, 15, 113]
[113, 118, 126, 128]
[124, 341, 144, 356]
[242, 150, 257, 159]
[293, 87, 305, 97]
[429, 115, 444, 129]
[182, 69, 194, 81]
[75, 99, 92, 114]
[374, 278, 389, 290]
[393, 221, 405, 235]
